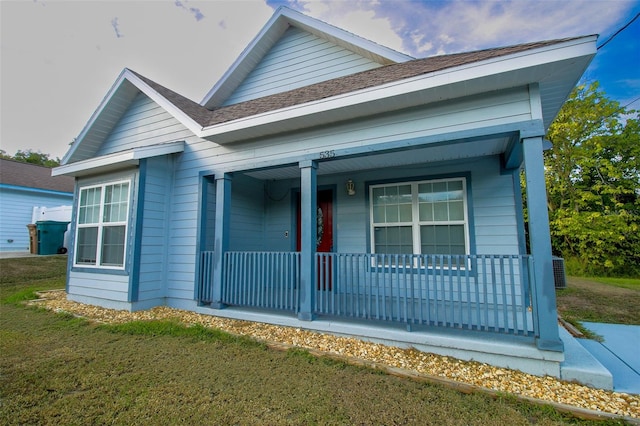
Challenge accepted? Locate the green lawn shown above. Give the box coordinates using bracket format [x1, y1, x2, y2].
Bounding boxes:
[556, 276, 640, 327]
[587, 277, 640, 291]
[0, 256, 631, 425]
[0, 255, 67, 304]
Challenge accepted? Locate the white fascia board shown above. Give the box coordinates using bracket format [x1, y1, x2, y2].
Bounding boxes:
[62, 70, 199, 166]
[61, 69, 132, 165]
[200, 9, 289, 108]
[279, 7, 413, 64]
[200, 36, 596, 141]
[52, 141, 185, 177]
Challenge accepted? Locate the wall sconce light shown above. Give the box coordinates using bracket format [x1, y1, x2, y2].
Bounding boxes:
[346, 179, 356, 196]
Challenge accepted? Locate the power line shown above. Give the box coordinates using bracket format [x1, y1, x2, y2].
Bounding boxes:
[597, 12, 639, 50]
[625, 96, 640, 108]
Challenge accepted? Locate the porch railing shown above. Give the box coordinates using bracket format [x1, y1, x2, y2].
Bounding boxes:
[200, 251, 534, 337]
[315, 253, 533, 336]
[221, 251, 300, 313]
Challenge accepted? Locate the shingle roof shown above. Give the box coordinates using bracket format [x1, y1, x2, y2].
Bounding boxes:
[0, 159, 74, 193]
[132, 37, 584, 129]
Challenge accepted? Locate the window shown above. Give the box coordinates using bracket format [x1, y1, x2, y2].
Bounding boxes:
[370, 178, 469, 266]
[75, 180, 130, 268]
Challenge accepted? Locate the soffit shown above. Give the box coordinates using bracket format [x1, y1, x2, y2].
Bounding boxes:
[244, 134, 511, 180]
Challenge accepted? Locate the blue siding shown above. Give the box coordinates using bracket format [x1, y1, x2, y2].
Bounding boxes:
[65, 87, 530, 310]
[0, 187, 72, 252]
[229, 174, 265, 251]
[136, 155, 174, 303]
[67, 271, 130, 301]
[264, 179, 295, 251]
[201, 176, 217, 252]
[223, 27, 382, 105]
[96, 94, 192, 156]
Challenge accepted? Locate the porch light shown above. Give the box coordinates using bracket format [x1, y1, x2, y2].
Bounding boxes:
[346, 179, 356, 196]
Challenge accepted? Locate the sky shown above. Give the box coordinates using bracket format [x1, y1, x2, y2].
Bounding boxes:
[1, 0, 639, 160]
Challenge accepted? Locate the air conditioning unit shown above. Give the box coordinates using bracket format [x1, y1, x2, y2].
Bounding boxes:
[553, 257, 566, 289]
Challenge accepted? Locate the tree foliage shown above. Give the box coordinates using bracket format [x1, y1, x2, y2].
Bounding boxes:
[0, 149, 61, 167]
[543, 82, 639, 277]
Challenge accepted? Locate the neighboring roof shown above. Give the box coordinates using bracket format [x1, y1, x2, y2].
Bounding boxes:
[201, 6, 413, 109]
[0, 158, 74, 193]
[138, 37, 589, 129]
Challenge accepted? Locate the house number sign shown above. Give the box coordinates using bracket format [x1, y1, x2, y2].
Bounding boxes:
[319, 150, 336, 159]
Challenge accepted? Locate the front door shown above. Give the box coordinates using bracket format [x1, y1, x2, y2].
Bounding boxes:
[297, 189, 333, 290]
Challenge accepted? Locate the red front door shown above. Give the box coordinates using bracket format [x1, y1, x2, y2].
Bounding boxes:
[297, 189, 333, 290]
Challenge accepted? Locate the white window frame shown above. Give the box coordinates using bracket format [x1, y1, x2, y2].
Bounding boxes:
[74, 179, 131, 270]
[369, 177, 470, 268]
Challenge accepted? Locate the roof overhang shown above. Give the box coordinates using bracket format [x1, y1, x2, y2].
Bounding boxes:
[53, 141, 185, 177]
[201, 35, 596, 145]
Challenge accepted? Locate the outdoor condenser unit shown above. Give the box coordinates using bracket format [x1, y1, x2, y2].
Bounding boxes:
[553, 257, 567, 289]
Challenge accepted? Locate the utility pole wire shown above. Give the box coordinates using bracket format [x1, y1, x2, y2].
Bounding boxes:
[597, 12, 639, 50]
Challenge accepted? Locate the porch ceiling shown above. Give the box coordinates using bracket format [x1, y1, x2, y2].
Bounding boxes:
[245, 134, 512, 180]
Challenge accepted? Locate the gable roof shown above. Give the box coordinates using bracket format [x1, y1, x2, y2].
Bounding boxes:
[59, 7, 596, 165]
[144, 37, 587, 129]
[201, 7, 413, 109]
[0, 159, 74, 193]
[130, 35, 596, 145]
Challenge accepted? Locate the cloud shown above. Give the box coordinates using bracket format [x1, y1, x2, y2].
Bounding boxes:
[175, 0, 205, 21]
[111, 17, 123, 38]
[372, 0, 634, 57]
[190, 7, 205, 21]
[288, 0, 406, 54]
[2, 0, 637, 161]
[273, 0, 634, 59]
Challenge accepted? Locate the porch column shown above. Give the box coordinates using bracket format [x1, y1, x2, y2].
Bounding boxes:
[522, 136, 562, 352]
[298, 160, 317, 321]
[211, 173, 232, 309]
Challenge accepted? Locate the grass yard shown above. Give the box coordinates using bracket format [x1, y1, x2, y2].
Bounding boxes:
[556, 276, 640, 327]
[0, 256, 631, 425]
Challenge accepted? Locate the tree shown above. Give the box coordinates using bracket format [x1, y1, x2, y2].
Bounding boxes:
[0, 149, 61, 167]
[542, 82, 639, 277]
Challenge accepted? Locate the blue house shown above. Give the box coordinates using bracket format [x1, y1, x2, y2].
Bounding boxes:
[0, 158, 74, 253]
[53, 8, 598, 380]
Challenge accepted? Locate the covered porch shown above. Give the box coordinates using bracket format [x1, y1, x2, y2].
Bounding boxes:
[195, 126, 560, 351]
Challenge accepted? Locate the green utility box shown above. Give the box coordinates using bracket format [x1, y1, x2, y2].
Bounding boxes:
[36, 221, 70, 255]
